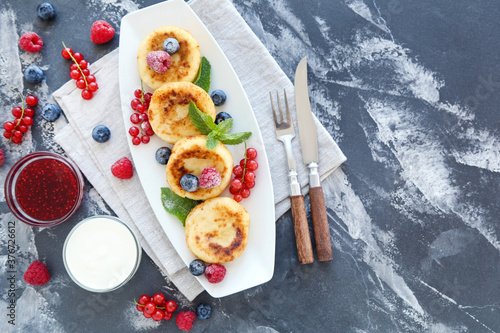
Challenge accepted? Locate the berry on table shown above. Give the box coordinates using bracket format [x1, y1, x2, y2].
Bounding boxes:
[196, 302, 212, 320]
[92, 125, 111, 143]
[19, 32, 43, 53]
[163, 38, 180, 55]
[146, 51, 171, 74]
[155, 147, 171, 165]
[37, 2, 56, 20]
[189, 259, 205, 276]
[62, 42, 99, 100]
[138, 294, 150, 305]
[24, 65, 44, 84]
[61, 47, 73, 59]
[163, 311, 173, 321]
[23, 260, 50, 285]
[165, 300, 177, 313]
[0, 148, 5, 166]
[204, 264, 226, 283]
[144, 302, 156, 316]
[180, 174, 199, 192]
[152, 309, 165, 321]
[214, 111, 232, 125]
[25, 95, 38, 107]
[111, 157, 134, 179]
[152, 293, 165, 306]
[199, 167, 221, 189]
[176, 311, 197, 332]
[4, 90, 38, 144]
[90, 20, 115, 44]
[41, 103, 61, 122]
[210, 89, 227, 106]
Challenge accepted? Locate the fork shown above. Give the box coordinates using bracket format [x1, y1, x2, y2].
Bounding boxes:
[270, 90, 314, 264]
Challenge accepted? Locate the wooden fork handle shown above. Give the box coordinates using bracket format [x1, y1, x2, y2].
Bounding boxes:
[310, 186, 333, 262]
[290, 194, 314, 264]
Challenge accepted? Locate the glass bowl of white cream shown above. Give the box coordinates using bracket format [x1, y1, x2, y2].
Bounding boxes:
[63, 215, 142, 292]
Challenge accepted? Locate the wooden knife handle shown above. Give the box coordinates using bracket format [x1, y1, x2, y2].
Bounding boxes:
[290, 195, 314, 264]
[309, 186, 333, 262]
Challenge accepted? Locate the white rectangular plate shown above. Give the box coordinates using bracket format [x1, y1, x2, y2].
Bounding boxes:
[118, 0, 275, 297]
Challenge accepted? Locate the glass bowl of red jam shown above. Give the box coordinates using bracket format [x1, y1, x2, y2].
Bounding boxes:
[5, 151, 85, 227]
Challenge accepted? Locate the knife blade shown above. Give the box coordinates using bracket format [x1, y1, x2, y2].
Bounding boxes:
[294, 57, 333, 262]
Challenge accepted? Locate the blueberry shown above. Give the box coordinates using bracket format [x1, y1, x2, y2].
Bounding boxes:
[180, 174, 199, 192]
[155, 147, 172, 165]
[163, 38, 180, 55]
[41, 103, 61, 122]
[210, 89, 226, 106]
[92, 125, 111, 143]
[24, 65, 44, 84]
[214, 112, 232, 125]
[196, 302, 212, 320]
[189, 259, 206, 276]
[37, 2, 56, 21]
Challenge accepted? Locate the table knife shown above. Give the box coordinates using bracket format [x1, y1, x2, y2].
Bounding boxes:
[294, 57, 333, 262]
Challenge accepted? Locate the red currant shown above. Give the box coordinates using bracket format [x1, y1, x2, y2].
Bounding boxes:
[244, 171, 255, 183]
[86, 75, 96, 83]
[136, 103, 146, 113]
[139, 113, 148, 122]
[230, 178, 243, 190]
[130, 98, 141, 111]
[136, 304, 145, 312]
[241, 188, 250, 198]
[138, 295, 150, 305]
[246, 160, 258, 171]
[134, 89, 143, 99]
[144, 302, 156, 316]
[19, 125, 28, 133]
[141, 135, 150, 144]
[145, 128, 155, 136]
[12, 107, 22, 118]
[79, 60, 88, 69]
[3, 122, 14, 131]
[144, 92, 152, 102]
[22, 116, 33, 126]
[229, 186, 239, 195]
[130, 113, 140, 124]
[82, 89, 93, 100]
[76, 79, 86, 89]
[24, 108, 35, 117]
[129, 126, 140, 137]
[143, 311, 152, 319]
[165, 300, 177, 313]
[11, 136, 22, 144]
[70, 69, 81, 80]
[3, 131, 12, 139]
[70, 63, 79, 71]
[82, 68, 90, 76]
[61, 47, 73, 59]
[240, 158, 246, 167]
[13, 130, 22, 138]
[233, 194, 243, 202]
[88, 82, 98, 92]
[152, 293, 165, 306]
[245, 180, 255, 189]
[73, 52, 84, 63]
[13, 118, 21, 127]
[152, 309, 165, 321]
[246, 147, 257, 160]
[25, 95, 38, 107]
[163, 311, 173, 321]
[132, 137, 141, 145]
[233, 165, 243, 177]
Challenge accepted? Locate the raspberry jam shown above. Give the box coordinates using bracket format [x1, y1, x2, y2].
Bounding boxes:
[5, 152, 84, 226]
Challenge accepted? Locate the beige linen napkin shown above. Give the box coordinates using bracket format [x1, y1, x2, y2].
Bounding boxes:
[53, 0, 346, 301]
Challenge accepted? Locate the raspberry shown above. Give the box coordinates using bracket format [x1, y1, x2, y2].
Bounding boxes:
[175, 311, 196, 332]
[146, 51, 171, 74]
[204, 264, 226, 283]
[23, 261, 50, 285]
[19, 32, 43, 53]
[111, 157, 134, 179]
[0, 148, 4, 166]
[90, 20, 115, 44]
[199, 167, 221, 189]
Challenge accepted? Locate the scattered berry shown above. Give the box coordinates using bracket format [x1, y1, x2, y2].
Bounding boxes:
[111, 157, 133, 179]
[196, 302, 212, 320]
[0, 148, 4, 166]
[163, 38, 180, 55]
[25, 95, 38, 107]
[19, 32, 43, 53]
[166, 300, 177, 313]
[214, 111, 232, 125]
[92, 125, 111, 143]
[3, 90, 38, 144]
[37, 2, 56, 20]
[41, 103, 61, 122]
[199, 167, 221, 189]
[23, 260, 50, 285]
[211, 89, 227, 106]
[24, 65, 44, 84]
[176, 311, 196, 332]
[90, 20, 115, 44]
[146, 51, 171, 74]
[189, 259, 205, 276]
[180, 174, 199, 192]
[204, 264, 226, 283]
[155, 147, 171, 165]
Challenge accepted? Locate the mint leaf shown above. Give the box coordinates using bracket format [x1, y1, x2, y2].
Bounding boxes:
[216, 118, 233, 135]
[160, 187, 200, 226]
[206, 131, 219, 150]
[219, 132, 252, 145]
[193, 57, 211, 92]
[189, 102, 216, 135]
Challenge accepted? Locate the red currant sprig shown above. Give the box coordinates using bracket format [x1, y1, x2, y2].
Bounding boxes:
[229, 143, 258, 202]
[134, 293, 177, 321]
[62, 42, 98, 100]
[3, 89, 37, 144]
[129, 81, 154, 145]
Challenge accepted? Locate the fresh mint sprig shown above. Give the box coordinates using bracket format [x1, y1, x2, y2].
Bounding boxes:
[188, 101, 251, 149]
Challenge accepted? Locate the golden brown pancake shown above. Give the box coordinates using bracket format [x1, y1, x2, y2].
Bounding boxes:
[148, 82, 215, 144]
[185, 197, 250, 264]
[166, 135, 233, 200]
[137, 26, 201, 89]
